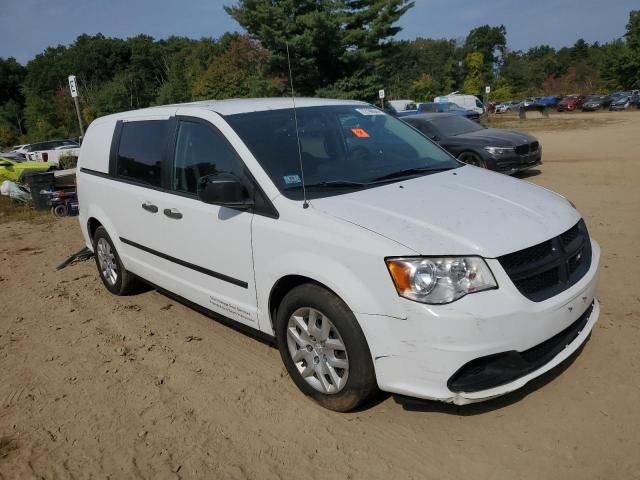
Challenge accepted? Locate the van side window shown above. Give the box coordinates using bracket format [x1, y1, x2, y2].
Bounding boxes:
[172, 120, 244, 194]
[475, 99, 484, 109]
[116, 120, 168, 187]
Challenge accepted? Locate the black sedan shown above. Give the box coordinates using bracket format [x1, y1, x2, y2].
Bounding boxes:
[582, 95, 613, 111]
[402, 113, 542, 175]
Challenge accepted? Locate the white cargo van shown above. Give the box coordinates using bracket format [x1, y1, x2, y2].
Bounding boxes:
[77, 98, 599, 411]
[435, 93, 485, 114]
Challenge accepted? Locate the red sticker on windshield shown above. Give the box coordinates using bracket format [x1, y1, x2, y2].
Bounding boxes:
[351, 128, 370, 138]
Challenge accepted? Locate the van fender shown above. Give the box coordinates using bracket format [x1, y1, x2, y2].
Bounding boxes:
[259, 249, 406, 334]
[84, 204, 129, 268]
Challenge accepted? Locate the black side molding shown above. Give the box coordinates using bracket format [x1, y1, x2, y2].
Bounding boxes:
[80, 167, 111, 179]
[119, 237, 249, 289]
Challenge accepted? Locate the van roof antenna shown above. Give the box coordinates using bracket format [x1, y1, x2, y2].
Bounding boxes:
[286, 41, 309, 209]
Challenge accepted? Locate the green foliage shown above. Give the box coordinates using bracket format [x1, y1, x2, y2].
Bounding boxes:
[463, 25, 507, 81]
[411, 74, 438, 102]
[1, 6, 639, 145]
[225, 0, 414, 96]
[192, 35, 286, 99]
[463, 52, 484, 95]
[624, 10, 640, 88]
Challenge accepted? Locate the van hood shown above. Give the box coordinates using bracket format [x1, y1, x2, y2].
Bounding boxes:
[312, 166, 580, 257]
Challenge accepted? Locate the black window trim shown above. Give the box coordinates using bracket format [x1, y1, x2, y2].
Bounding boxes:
[110, 118, 171, 188]
[167, 115, 279, 219]
[106, 115, 279, 219]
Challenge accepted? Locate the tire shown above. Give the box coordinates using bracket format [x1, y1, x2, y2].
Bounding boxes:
[92, 226, 138, 295]
[458, 152, 487, 169]
[275, 283, 377, 412]
[51, 204, 67, 217]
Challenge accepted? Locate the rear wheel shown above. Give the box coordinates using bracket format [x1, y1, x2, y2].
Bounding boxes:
[92, 226, 138, 295]
[458, 152, 487, 169]
[275, 284, 377, 412]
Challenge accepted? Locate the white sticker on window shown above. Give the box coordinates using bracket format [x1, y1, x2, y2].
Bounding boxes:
[355, 108, 385, 116]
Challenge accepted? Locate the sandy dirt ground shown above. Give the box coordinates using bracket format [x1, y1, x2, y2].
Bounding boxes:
[1, 111, 639, 479]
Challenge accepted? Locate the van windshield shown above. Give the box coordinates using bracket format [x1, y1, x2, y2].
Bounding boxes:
[225, 105, 459, 199]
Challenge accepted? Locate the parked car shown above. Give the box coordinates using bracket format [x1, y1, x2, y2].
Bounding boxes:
[25, 139, 80, 165]
[581, 95, 609, 111]
[6, 144, 28, 154]
[434, 93, 485, 114]
[609, 95, 634, 111]
[417, 102, 480, 121]
[386, 100, 416, 112]
[17, 140, 76, 157]
[27, 145, 80, 167]
[557, 95, 586, 112]
[517, 97, 549, 113]
[538, 96, 562, 107]
[402, 113, 542, 175]
[495, 101, 520, 113]
[0, 156, 51, 182]
[78, 98, 600, 411]
[384, 100, 418, 118]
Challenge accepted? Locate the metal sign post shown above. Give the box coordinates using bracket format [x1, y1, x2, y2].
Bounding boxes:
[484, 85, 491, 119]
[379, 89, 385, 109]
[68, 75, 84, 139]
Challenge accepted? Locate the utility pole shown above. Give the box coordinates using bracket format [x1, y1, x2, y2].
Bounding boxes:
[68, 75, 85, 140]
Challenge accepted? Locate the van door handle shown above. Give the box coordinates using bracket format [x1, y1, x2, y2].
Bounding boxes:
[141, 202, 158, 213]
[163, 208, 183, 220]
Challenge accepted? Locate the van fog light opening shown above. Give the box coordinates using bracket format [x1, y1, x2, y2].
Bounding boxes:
[386, 257, 497, 304]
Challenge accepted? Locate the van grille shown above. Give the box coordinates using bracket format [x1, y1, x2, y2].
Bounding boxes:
[498, 220, 591, 302]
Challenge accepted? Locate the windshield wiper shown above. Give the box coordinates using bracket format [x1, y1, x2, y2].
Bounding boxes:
[283, 180, 369, 191]
[369, 166, 455, 182]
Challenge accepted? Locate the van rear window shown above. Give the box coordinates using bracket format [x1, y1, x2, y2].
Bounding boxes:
[116, 120, 168, 187]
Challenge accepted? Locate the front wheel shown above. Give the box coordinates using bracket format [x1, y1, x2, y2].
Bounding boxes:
[458, 152, 488, 169]
[275, 284, 377, 412]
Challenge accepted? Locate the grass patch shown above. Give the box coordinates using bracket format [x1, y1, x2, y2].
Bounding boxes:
[483, 112, 625, 133]
[0, 195, 52, 225]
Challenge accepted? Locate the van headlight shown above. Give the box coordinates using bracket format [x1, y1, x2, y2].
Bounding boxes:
[385, 257, 497, 304]
[484, 146, 514, 156]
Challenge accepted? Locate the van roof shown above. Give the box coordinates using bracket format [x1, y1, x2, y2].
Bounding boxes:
[103, 97, 369, 119]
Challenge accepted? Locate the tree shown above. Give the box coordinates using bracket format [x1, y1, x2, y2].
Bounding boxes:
[0, 57, 27, 143]
[464, 25, 506, 81]
[192, 35, 286, 100]
[225, 0, 345, 94]
[411, 73, 438, 101]
[623, 10, 640, 88]
[625, 10, 640, 51]
[224, 0, 414, 97]
[463, 52, 484, 95]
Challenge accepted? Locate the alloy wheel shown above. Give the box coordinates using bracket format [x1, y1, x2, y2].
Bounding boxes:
[286, 307, 349, 394]
[96, 237, 118, 286]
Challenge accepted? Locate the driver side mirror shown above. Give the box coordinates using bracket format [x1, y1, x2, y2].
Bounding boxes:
[197, 173, 254, 210]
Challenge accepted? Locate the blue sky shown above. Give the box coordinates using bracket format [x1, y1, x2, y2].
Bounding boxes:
[0, 0, 636, 64]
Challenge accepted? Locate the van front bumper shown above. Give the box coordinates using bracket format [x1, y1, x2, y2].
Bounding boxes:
[359, 240, 600, 405]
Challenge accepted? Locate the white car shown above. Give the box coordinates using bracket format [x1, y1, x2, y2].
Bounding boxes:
[77, 98, 600, 411]
[386, 99, 416, 112]
[25, 140, 80, 166]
